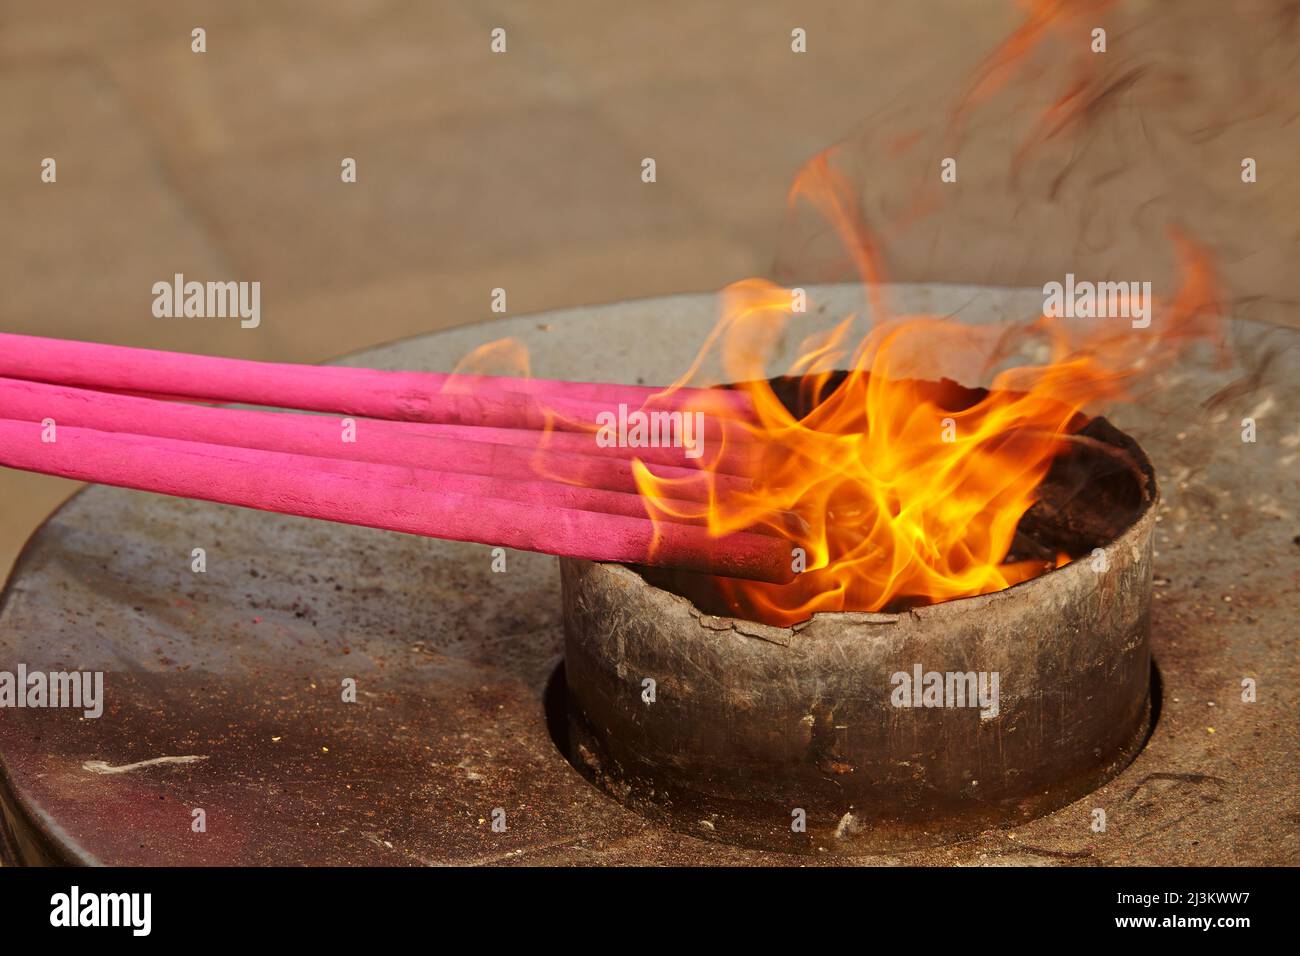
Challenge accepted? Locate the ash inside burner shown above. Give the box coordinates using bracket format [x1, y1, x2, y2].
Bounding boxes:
[638, 372, 1155, 618]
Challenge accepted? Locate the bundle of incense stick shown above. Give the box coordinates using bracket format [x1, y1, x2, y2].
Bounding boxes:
[0, 333, 792, 583]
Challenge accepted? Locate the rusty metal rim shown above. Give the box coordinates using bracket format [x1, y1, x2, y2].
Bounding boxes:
[559, 426, 1160, 853]
[625, 473, 1159, 638]
[0, 486, 101, 867]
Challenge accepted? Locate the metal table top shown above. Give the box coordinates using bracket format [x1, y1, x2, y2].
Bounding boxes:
[1, 286, 1294, 865]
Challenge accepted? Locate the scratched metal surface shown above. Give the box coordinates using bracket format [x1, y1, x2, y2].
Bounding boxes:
[0, 285, 1295, 865]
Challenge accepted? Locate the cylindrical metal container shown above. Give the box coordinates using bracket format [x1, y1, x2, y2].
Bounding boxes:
[560, 417, 1156, 854]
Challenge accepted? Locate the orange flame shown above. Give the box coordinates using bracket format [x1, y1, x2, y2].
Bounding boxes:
[617, 0, 1225, 625]
[450, 0, 1227, 627]
[633, 207, 1220, 624]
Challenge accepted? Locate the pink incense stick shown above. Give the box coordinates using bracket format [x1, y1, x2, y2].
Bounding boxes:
[0, 418, 792, 583]
[0, 377, 750, 503]
[0, 377, 759, 478]
[0, 333, 756, 433]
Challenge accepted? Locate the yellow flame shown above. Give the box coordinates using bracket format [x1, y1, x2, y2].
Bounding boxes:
[633, 162, 1220, 625]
